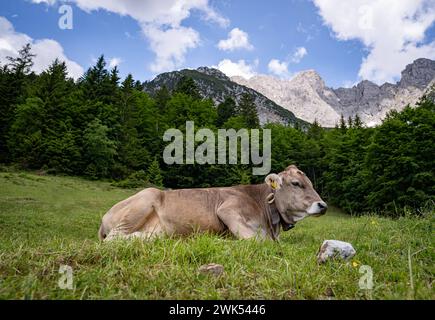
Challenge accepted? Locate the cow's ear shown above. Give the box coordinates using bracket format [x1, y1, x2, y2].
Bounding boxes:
[265, 174, 282, 190]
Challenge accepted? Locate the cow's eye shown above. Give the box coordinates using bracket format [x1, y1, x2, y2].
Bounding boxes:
[291, 181, 301, 187]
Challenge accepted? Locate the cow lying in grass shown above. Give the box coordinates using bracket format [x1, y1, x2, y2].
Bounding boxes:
[99, 165, 327, 241]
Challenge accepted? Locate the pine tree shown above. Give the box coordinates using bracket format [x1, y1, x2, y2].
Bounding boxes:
[307, 119, 324, 140]
[7, 43, 35, 75]
[237, 93, 259, 128]
[175, 76, 201, 99]
[27, 59, 79, 173]
[134, 80, 143, 91]
[121, 74, 135, 92]
[347, 116, 353, 128]
[110, 66, 120, 87]
[146, 157, 163, 188]
[7, 97, 45, 167]
[339, 114, 347, 133]
[79, 55, 115, 104]
[155, 85, 170, 111]
[217, 97, 236, 127]
[114, 74, 150, 175]
[83, 119, 117, 179]
[0, 43, 36, 162]
[353, 114, 363, 128]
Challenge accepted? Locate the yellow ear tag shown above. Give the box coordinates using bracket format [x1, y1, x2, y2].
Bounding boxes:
[271, 181, 277, 189]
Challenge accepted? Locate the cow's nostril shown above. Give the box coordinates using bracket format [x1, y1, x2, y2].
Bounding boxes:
[318, 202, 328, 211]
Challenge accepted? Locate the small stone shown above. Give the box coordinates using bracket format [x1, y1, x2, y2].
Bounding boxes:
[325, 287, 335, 297]
[317, 240, 356, 264]
[198, 263, 224, 276]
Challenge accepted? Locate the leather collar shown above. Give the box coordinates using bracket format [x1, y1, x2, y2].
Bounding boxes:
[265, 190, 295, 239]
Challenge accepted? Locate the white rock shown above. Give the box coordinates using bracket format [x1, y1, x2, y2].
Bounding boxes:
[317, 240, 356, 264]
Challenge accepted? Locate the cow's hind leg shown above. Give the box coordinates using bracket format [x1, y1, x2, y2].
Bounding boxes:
[103, 188, 163, 241]
[106, 224, 164, 241]
[114, 214, 164, 241]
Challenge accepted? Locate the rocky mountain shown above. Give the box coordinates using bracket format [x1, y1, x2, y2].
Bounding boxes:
[143, 67, 308, 127]
[233, 71, 341, 127]
[232, 58, 435, 127]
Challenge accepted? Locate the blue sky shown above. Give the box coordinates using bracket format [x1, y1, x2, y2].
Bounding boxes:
[0, 0, 434, 88]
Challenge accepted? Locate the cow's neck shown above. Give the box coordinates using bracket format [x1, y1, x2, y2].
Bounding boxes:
[265, 187, 295, 238]
[236, 184, 294, 239]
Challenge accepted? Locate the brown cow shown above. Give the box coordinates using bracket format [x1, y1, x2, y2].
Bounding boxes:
[99, 165, 327, 241]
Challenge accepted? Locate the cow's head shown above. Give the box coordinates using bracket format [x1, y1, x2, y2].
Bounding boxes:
[265, 165, 327, 229]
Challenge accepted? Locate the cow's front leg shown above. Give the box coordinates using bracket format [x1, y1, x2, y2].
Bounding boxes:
[217, 202, 267, 240]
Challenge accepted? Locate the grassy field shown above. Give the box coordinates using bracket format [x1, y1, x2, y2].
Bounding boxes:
[0, 170, 433, 300]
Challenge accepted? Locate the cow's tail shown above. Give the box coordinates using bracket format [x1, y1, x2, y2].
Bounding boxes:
[98, 222, 107, 241]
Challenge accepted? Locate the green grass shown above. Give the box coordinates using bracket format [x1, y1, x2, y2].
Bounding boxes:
[0, 171, 433, 300]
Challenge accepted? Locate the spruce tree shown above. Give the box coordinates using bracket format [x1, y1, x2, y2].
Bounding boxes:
[347, 116, 353, 128]
[79, 55, 115, 104]
[175, 76, 201, 99]
[134, 80, 143, 91]
[0, 43, 36, 161]
[146, 157, 164, 188]
[83, 119, 116, 179]
[353, 114, 363, 128]
[217, 97, 236, 127]
[30, 59, 79, 173]
[307, 119, 323, 140]
[155, 85, 170, 111]
[110, 66, 120, 87]
[339, 114, 347, 133]
[7, 43, 35, 75]
[237, 93, 259, 128]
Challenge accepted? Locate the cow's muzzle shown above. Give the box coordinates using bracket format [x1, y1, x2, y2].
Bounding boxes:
[308, 201, 328, 216]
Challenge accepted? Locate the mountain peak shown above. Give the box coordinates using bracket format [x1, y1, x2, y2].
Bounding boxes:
[399, 58, 435, 89]
[196, 66, 229, 81]
[291, 69, 325, 89]
[297, 69, 320, 77]
[358, 79, 378, 88]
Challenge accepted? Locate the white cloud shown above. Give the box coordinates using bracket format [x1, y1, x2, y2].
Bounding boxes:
[69, 0, 229, 28]
[217, 28, 253, 51]
[268, 59, 289, 77]
[108, 57, 122, 68]
[0, 16, 83, 79]
[215, 59, 258, 79]
[30, 0, 58, 4]
[32, 0, 229, 73]
[290, 47, 307, 63]
[313, 0, 435, 84]
[143, 24, 200, 73]
[31, 0, 229, 27]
